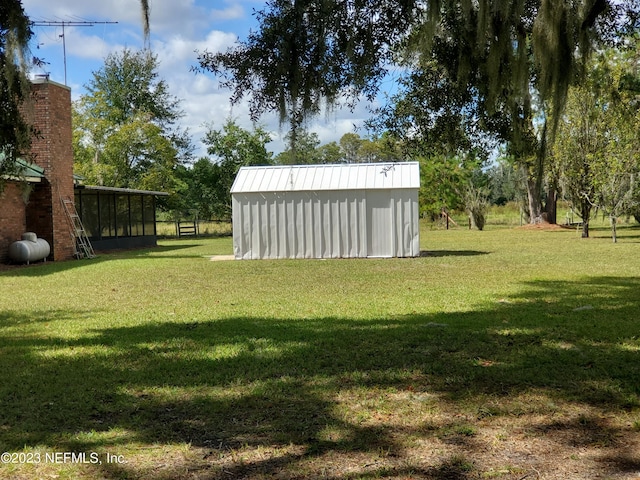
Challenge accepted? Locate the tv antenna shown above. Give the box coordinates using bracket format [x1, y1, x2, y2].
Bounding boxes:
[32, 20, 119, 85]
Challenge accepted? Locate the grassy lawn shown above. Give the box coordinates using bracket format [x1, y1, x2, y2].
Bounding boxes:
[1, 220, 639, 479]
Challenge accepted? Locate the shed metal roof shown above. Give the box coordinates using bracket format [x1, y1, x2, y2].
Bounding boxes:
[231, 162, 419, 193]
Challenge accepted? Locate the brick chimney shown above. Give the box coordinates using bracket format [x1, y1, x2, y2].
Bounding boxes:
[24, 77, 75, 261]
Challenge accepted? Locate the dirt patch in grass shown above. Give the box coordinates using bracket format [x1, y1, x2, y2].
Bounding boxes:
[208, 255, 235, 261]
[516, 220, 570, 231]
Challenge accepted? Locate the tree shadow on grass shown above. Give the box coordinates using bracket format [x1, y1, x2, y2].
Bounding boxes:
[0, 276, 639, 478]
[0, 309, 98, 330]
[420, 250, 490, 257]
[99, 243, 206, 256]
[0, 244, 203, 277]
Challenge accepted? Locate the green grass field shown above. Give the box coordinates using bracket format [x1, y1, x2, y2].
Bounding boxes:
[1, 219, 639, 479]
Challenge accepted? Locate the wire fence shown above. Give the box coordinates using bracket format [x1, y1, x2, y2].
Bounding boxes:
[155, 220, 232, 238]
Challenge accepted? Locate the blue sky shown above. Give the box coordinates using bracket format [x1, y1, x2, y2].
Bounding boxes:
[22, 0, 378, 156]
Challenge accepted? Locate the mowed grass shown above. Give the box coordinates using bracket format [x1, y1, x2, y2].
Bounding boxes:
[1, 221, 639, 479]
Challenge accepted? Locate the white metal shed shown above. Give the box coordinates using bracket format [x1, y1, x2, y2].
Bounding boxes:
[230, 162, 420, 260]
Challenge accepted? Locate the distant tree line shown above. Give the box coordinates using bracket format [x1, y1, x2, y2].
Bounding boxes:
[4, 1, 639, 239]
[173, 121, 407, 221]
[69, 41, 640, 238]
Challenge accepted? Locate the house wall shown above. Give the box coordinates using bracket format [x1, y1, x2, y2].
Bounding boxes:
[232, 189, 420, 260]
[24, 78, 75, 261]
[0, 183, 28, 263]
[2, 78, 165, 264]
[0, 78, 75, 263]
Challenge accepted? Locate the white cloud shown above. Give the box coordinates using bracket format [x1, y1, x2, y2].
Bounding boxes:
[153, 30, 238, 71]
[23, 0, 372, 157]
[147, 2, 214, 39]
[212, 4, 245, 22]
[65, 30, 123, 60]
[150, 29, 248, 156]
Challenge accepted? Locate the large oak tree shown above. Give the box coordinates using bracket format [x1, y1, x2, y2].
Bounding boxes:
[73, 49, 191, 199]
[198, 0, 639, 223]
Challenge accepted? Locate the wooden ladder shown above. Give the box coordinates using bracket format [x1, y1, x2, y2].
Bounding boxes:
[61, 198, 96, 259]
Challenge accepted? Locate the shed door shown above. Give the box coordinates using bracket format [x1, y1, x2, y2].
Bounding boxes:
[366, 191, 393, 257]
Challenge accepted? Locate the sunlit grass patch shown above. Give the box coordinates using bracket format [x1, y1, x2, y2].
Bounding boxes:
[1, 223, 640, 478]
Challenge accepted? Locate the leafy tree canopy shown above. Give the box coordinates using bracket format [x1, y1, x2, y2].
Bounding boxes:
[1, 1, 152, 189]
[195, 119, 273, 219]
[83, 48, 183, 129]
[274, 130, 322, 165]
[554, 40, 640, 240]
[274, 130, 404, 165]
[198, 0, 637, 133]
[197, 0, 415, 131]
[0, 0, 34, 185]
[73, 49, 191, 206]
[199, 0, 638, 223]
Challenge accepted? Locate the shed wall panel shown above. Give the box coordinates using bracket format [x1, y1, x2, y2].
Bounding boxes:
[366, 190, 392, 257]
[233, 191, 374, 259]
[233, 189, 419, 259]
[390, 189, 420, 257]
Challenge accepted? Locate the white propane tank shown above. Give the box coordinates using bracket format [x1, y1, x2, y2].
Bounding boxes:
[8, 233, 51, 264]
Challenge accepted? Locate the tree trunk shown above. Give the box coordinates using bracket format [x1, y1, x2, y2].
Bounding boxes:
[580, 200, 591, 238]
[610, 216, 618, 243]
[523, 130, 546, 224]
[526, 119, 548, 224]
[468, 210, 485, 231]
[526, 176, 544, 224]
[545, 185, 557, 224]
[94, 150, 103, 186]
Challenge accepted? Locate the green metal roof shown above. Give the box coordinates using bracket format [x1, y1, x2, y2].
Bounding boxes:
[2, 153, 167, 196]
[15, 158, 45, 179]
[0, 153, 45, 182]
